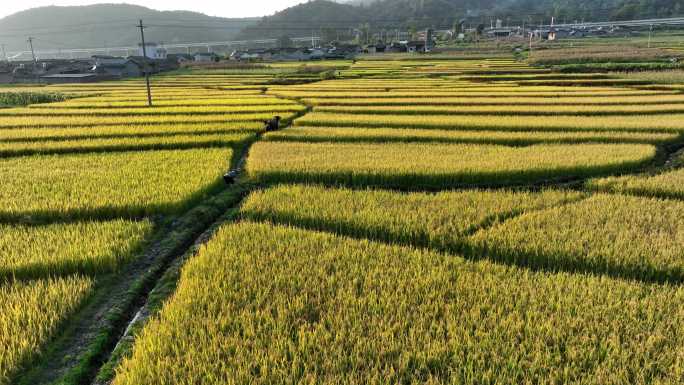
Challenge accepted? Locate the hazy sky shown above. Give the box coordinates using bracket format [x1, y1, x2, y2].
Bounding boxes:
[0, 1, 308, 19]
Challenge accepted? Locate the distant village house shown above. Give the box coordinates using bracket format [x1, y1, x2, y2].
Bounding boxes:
[138, 42, 167, 60]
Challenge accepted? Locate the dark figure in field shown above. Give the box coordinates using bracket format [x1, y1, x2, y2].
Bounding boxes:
[264, 116, 281, 132]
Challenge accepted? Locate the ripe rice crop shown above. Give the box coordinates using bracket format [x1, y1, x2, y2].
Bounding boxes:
[85, 89, 263, 96]
[112, 222, 684, 385]
[0, 220, 152, 280]
[587, 152, 684, 199]
[0, 148, 232, 220]
[247, 142, 655, 188]
[468, 194, 684, 282]
[313, 103, 684, 116]
[0, 113, 282, 128]
[513, 79, 649, 86]
[295, 112, 684, 132]
[270, 89, 643, 99]
[0, 132, 254, 157]
[274, 90, 672, 99]
[56, 90, 264, 100]
[460, 73, 612, 81]
[0, 122, 262, 142]
[304, 94, 684, 106]
[273, 84, 620, 91]
[241, 184, 583, 249]
[1, 276, 93, 385]
[0, 105, 304, 117]
[264, 126, 678, 145]
[35, 98, 295, 109]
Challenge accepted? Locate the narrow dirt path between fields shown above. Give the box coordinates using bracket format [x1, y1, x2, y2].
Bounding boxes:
[9, 88, 311, 385]
[85, 89, 312, 385]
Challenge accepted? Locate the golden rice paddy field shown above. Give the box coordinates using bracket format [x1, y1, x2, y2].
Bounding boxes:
[4, 57, 684, 384]
[0, 71, 302, 384]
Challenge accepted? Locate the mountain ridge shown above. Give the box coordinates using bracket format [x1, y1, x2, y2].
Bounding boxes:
[0, 4, 258, 52]
[239, 0, 684, 41]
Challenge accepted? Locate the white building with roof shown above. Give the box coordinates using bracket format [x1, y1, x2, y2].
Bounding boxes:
[138, 43, 167, 60]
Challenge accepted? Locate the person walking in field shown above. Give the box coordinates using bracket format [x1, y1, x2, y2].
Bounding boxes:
[264, 116, 281, 132]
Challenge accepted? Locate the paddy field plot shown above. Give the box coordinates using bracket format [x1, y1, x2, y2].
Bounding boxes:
[0, 220, 153, 280]
[0, 277, 94, 385]
[264, 126, 678, 145]
[112, 222, 684, 385]
[468, 194, 684, 282]
[241, 184, 584, 248]
[0, 133, 253, 157]
[0, 122, 262, 142]
[294, 112, 684, 132]
[248, 142, 655, 188]
[587, 150, 684, 199]
[0, 148, 232, 220]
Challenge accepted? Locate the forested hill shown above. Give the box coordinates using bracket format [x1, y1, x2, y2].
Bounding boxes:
[239, 0, 684, 40]
[0, 4, 257, 52]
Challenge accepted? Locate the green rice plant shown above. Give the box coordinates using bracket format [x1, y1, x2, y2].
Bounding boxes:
[247, 142, 656, 189]
[113, 222, 684, 385]
[587, 151, 684, 199]
[241, 184, 583, 250]
[555, 62, 683, 73]
[294, 112, 684, 132]
[0, 132, 254, 157]
[0, 92, 67, 107]
[0, 220, 153, 280]
[0, 148, 232, 221]
[0, 276, 93, 385]
[468, 194, 684, 282]
[264, 126, 678, 145]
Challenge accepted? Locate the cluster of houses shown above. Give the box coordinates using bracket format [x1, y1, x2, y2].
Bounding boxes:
[0, 35, 441, 84]
[229, 44, 361, 61]
[0, 55, 176, 84]
[485, 19, 640, 41]
[229, 39, 434, 62]
[0, 42, 250, 84]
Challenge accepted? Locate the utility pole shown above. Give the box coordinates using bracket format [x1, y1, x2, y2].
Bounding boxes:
[137, 19, 153, 107]
[27, 37, 36, 63]
[648, 24, 653, 48]
[529, 31, 533, 58]
[1, 44, 6, 61]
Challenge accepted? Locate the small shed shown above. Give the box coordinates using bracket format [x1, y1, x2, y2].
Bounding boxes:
[407, 41, 426, 53]
[91, 56, 142, 78]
